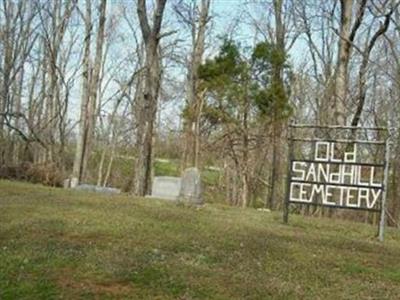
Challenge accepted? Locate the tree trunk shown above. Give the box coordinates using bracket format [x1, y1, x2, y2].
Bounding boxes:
[267, 124, 279, 209]
[351, 9, 393, 127]
[73, 0, 107, 183]
[83, 0, 107, 177]
[267, 0, 285, 210]
[332, 0, 354, 125]
[241, 96, 250, 208]
[181, 0, 210, 170]
[73, 0, 92, 182]
[133, 0, 167, 196]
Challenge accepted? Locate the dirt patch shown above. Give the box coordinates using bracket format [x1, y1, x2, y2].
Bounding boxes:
[56, 270, 134, 297]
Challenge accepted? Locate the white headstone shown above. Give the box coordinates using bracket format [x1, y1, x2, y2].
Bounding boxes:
[179, 168, 203, 205]
[70, 177, 79, 188]
[150, 176, 182, 200]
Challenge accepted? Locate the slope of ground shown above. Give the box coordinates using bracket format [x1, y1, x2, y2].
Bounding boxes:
[0, 180, 399, 299]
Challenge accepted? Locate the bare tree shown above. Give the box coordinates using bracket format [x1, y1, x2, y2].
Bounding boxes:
[132, 0, 167, 196]
[73, 0, 107, 183]
[39, 0, 78, 165]
[351, 2, 398, 126]
[175, 0, 211, 170]
[0, 1, 38, 163]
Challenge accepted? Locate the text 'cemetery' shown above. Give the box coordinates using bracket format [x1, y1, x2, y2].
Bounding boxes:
[289, 142, 383, 210]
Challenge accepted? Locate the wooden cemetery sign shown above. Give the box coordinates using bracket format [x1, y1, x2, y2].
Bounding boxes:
[284, 124, 391, 241]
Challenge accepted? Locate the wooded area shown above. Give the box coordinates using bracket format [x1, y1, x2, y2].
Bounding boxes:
[0, 0, 399, 225]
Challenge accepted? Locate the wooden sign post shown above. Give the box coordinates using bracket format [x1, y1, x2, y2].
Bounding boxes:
[284, 124, 391, 241]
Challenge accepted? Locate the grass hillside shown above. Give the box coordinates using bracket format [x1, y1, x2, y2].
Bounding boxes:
[1, 180, 400, 299]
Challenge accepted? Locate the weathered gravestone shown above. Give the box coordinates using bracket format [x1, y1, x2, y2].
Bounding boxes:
[70, 177, 79, 188]
[179, 168, 203, 205]
[149, 176, 182, 200]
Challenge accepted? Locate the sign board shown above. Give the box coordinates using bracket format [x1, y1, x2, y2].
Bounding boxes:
[289, 142, 383, 210]
[283, 124, 390, 241]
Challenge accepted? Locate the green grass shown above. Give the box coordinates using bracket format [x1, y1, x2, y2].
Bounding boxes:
[154, 159, 180, 177]
[1, 180, 400, 299]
